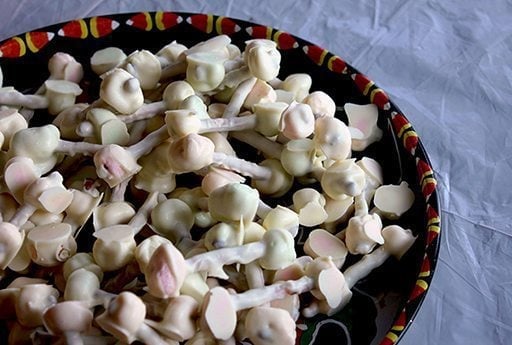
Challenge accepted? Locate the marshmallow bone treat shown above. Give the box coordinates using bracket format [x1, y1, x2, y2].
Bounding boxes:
[0, 33, 418, 344]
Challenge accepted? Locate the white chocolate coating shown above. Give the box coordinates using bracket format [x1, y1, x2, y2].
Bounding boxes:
[204, 222, 241, 250]
[44, 80, 82, 115]
[48, 52, 84, 83]
[135, 141, 177, 193]
[293, 188, 328, 227]
[280, 73, 312, 102]
[91, 47, 127, 75]
[201, 167, 245, 196]
[345, 103, 383, 151]
[382, 225, 417, 259]
[0, 222, 24, 269]
[262, 205, 299, 237]
[92, 225, 136, 271]
[345, 213, 384, 255]
[64, 268, 101, 303]
[244, 79, 277, 110]
[62, 252, 103, 281]
[0, 109, 27, 150]
[165, 109, 202, 137]
[303, 91, 336, 118]
[8, 124, 60, 174]
[146, 295, 199, 341]
[186, 53, 226, 92]
[203, 131, 237, 156]
[123, 50, 162, 90]
[245, 39, 281, 81]
[245, 307, 296, 345]
[243, 221, 267, 244]
[26, 222, 77, 266]
[280, 138, 317, 176]
[182, 35, 231, 61]
[373, 181, 415, 219]
[63, 189, 102, 231]
[43, 301, 93, 335]
[135, 235, 173, 275]
[181, 94, 210, 119]
[259, 229, 296, 270]
[86, 107, 129, 145]
[304, 229, 348, 268]
[180, 272, 210, 304]
[145, 242, 187, 299]
[253, 102, 287, 137]
[168, 134, 215, 173]
[99, 68, 144, 114]
[321, 159, 366, 199]
[23, 171, 73, 214]
[151, 198, 194, 243]
[279, 102, 315, 140]
[15, 284, 59, 328]
[52, 103, 88, 140]
[93, 144, 141, 187]
[95, 291, 146, 344]
[251, 158, 293, 197]
[323, 195, 354, 224]
[304, 257, 348, 309]
[3, 156, 39, 203]
[157, 41, 188, 65]
[270, 294, 301, 321]
[314, 116, 352, 160]
[93, 201, 135, 230]
[201, 286, 237, 340]
[208, 183, 259, 224]
[163, 80, 196, 110]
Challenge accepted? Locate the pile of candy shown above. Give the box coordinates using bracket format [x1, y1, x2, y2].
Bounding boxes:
[0, 35, 417, 344]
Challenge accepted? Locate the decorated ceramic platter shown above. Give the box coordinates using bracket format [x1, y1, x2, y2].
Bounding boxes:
[0, 12, 441, 345]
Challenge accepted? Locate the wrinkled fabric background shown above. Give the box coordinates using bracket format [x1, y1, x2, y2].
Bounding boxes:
[1, 1, 511, 344]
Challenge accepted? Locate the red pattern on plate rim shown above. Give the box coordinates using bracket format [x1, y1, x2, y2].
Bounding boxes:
[126, 11, 182, 31]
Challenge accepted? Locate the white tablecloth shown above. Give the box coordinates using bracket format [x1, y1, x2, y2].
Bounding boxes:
[1, 1, 511, 344]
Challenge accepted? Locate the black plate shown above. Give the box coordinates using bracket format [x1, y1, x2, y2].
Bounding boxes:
[0, 12, 441, 345]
